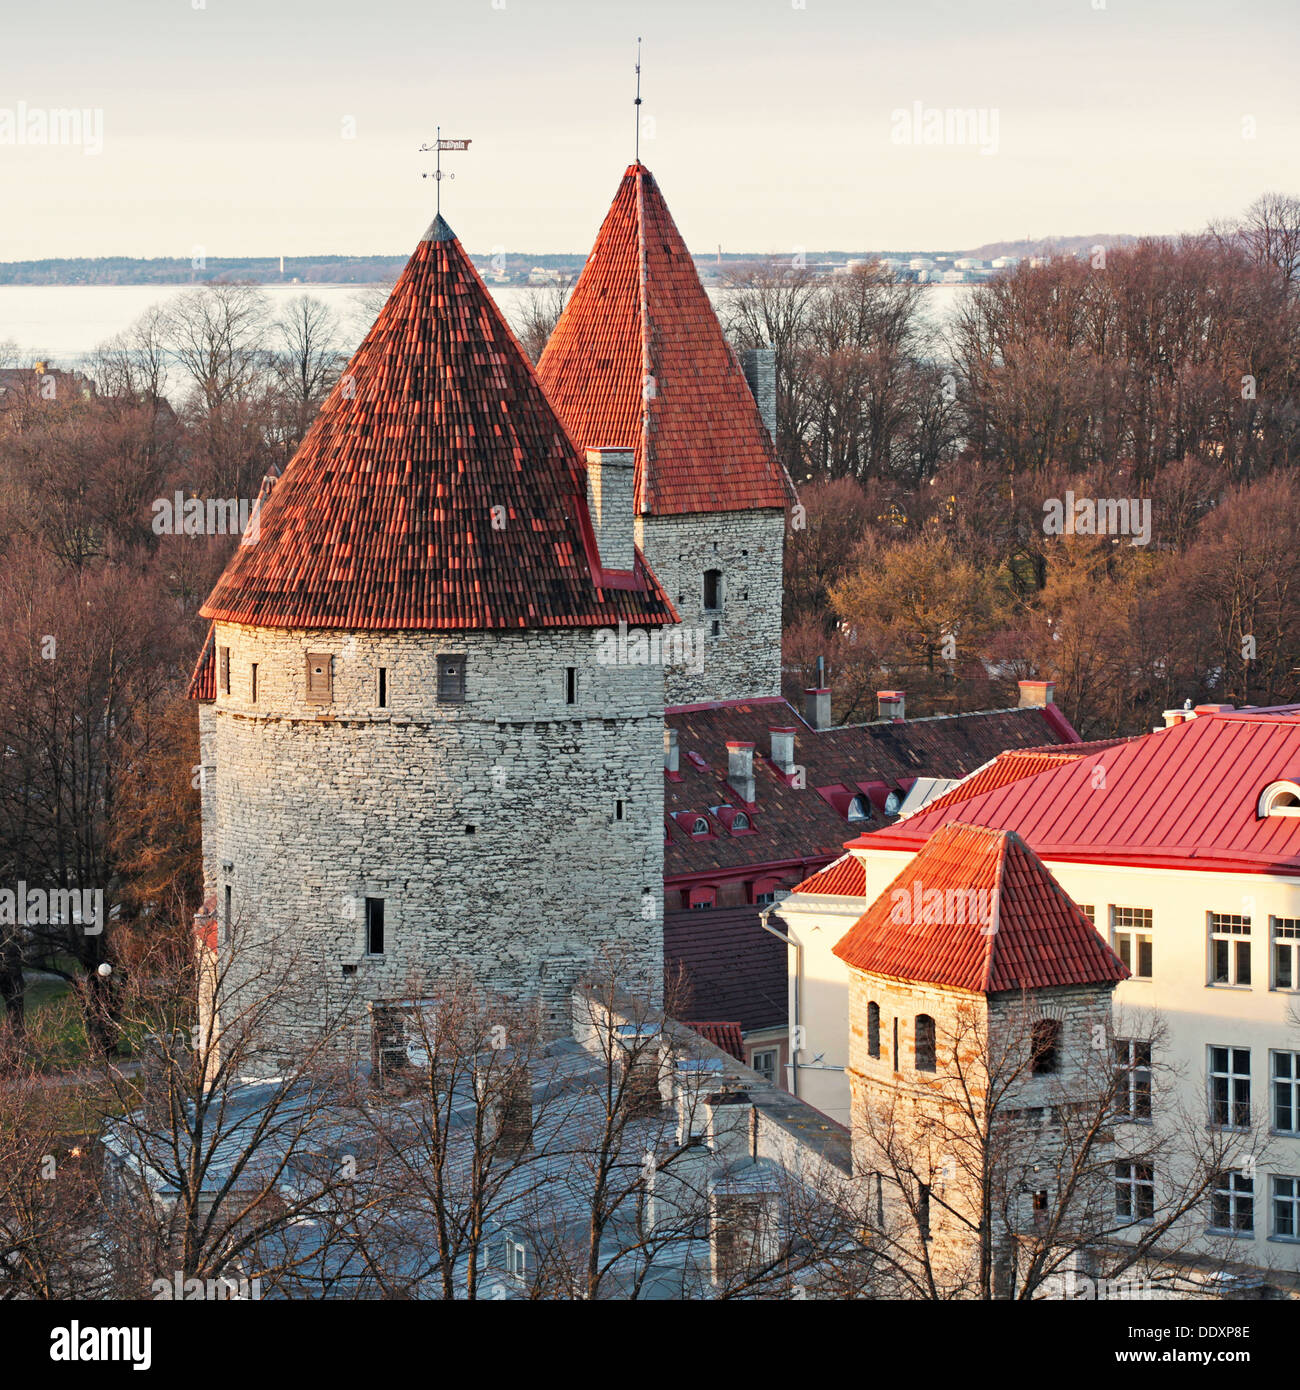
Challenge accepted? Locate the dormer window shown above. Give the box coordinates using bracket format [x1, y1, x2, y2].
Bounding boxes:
[884, 790, 902, 815]
[732, 811, 750, 831]
[692, 816, 709, 836]
[847, 795, 870, 823]
[1259, 781, 1300, 818]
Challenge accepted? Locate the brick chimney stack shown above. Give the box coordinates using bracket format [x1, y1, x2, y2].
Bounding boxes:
[804, 687, 831, 731]
[727, 741, 756, 804]
[1017, 679, 1055, 709]
[585, 447, 636, 571]
[877, 690, 905, 721]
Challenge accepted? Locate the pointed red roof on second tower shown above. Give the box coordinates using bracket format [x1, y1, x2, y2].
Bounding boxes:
[832, 823, 1129, 994]
[537, 164, 793, 517]
[200, 215, 675, 632]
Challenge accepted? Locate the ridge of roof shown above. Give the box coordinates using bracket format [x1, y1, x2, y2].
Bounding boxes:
[199, 215, 676, 633]
[537, 163, 794, 517]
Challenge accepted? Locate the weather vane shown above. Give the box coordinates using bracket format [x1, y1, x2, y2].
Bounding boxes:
[634, 37, 643, 163]
[419, 126, 472, 216]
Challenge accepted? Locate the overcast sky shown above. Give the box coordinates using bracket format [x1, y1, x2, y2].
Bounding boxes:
[2, 0, 1297, 261]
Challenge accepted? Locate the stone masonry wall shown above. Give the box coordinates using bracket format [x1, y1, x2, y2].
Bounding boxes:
[204, 620, 667, 1059]
[637, 509, 785, 705]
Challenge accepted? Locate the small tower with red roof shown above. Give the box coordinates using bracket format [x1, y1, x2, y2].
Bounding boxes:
[538, 164, 794, 706]
[833, 822, 1129, 1294]
[191, 212, 677, 1058]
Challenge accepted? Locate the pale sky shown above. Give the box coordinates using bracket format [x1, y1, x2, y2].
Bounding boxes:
[2, 0, 1297, 261]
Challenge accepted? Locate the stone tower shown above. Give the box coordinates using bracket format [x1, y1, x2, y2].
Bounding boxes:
[833, 823, 1129, 1297]
[190, 213, 677, 1059]
[537, 164, 793, 707]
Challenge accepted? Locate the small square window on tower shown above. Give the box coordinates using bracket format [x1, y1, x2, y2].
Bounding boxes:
[305, 652, 332, 704]
[365, 897, 385, 956]
[437, 653, 466, 703]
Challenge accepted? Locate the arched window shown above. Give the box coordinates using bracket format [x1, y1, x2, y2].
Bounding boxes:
[847, 795, 870, 823]
[703, 569, 723, 611]
[1031, 1018, 1061, 1074]
[884, 790, 902, 815]
[915, 1014, 936, 1072]
[867, 1002, 881, 1059]
[691, 816, 710, 836]
[732, 811, 750, 831]
[1259, 781, 1300, 818]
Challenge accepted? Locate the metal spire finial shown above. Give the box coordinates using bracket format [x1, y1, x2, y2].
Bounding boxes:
[419, 128, 472, 217]
[634, 37, 643, 163]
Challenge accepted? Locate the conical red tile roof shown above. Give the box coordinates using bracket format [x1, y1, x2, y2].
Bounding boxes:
[200, 215, 676, 632]
[537, 164, 793, 517]
[832, 823, 1128, 994]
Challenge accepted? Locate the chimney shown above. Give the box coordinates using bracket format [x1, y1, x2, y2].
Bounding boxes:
[664, 727, 680, 775]
[585, 447, 636, 571]
[740, 347, 777, 442]
[769, 726, 797, 774]
[614, 1024, 665, 1119]
[805, 687, 831, 731]
[674, 1057, 729, 1144]
[1017, 679, 1055, 709]
[726, 741, 756, 805]
[877, 690, 905, 721]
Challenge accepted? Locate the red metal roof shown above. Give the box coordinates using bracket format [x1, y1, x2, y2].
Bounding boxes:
[916, 749, 1088, 816]
[537, 164, 794, 517]
[832, 823, 1129, 994]
[199, 215, 676, 633]
[852, 708, 1300, 874]
[794, 854, 867, 896]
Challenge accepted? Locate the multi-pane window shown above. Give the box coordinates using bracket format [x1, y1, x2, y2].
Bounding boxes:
[751, 1049, 777, 1084]
[867, 1002, 881, 1059]
[1115, 1162, 1154, 1222]
[1272, 917, 1300, 991]
[1209, 1046, 1251, 1129]
[1115, 1039, 1153, 1120]
[1272, 1176, 1300, 1240]
[1273, 1050, 1300, 1134]
[1209, 912, 1252, 987]
[504, 1239, 527, 1278]
[1210, 1170, 1254, 1235]
[1111, 907, 1153, 979]
[1078, 904, 1095, 926]
[915, 1015, 936, 1072]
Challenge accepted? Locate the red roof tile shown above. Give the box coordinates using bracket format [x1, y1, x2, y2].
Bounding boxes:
[832, 823, 1129, 994]
[200, 215, 676, 633]
[794, 854, 867, 896]
[686, 1021, 746, 1060]
[537, 164, 794, 517]
[851, 707, 1300, 874]
[188, 625, 215, 701]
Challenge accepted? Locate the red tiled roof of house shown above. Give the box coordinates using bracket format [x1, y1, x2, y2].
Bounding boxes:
[663, 697, 1079, 884]
[686, 1020, 746, 1060]
[188, 625, 215, 701]
[832, 823, 1129, 994]
[849, 706, 1300, 874]
[537, 163, 794, 517]
[200, 214, 676, 633]
[794, 854, 867, 896]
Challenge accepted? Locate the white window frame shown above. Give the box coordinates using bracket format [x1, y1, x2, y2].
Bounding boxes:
[1208, 1045, 1251, 1130]
[751, 1048, 777, 1083]
[1272, 1175, 1300, 1241]
[1209, 1169, 1254, 1236]
[1272, 1050, 1300, 1135]
[1271, 917, 1300, 992]
[1110, 906, 1153, 979]
[1208, 912, 1252, 988]
[1115, 1161, 1154, 1224]
[1115, 1038, 1153, 1121]
[504, 1238, 527, 1279]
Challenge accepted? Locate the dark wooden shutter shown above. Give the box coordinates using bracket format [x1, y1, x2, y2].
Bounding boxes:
[218, 645, 230, 694]
[306, 652, 332, 704]
[437, 654, 466, 703]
